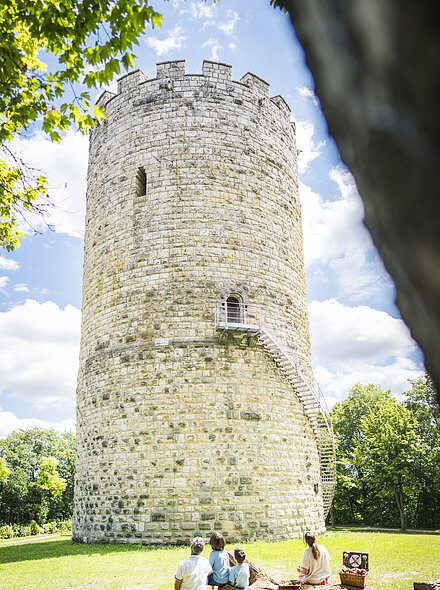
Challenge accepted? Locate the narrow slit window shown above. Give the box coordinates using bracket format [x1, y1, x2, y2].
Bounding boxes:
[226, 296, 242, 324]
[136, 167, 146, 197]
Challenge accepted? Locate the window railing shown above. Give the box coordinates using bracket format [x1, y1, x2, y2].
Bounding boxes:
[215, 301, 259, 329]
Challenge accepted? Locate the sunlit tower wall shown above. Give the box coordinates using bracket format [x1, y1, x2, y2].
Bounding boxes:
[73, 60, 327, 544]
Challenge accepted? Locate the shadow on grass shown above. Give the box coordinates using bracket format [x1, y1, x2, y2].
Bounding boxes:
[0, 537, 177, 565]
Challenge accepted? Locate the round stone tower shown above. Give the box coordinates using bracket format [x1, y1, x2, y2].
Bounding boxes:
[73, 60, 331, 544]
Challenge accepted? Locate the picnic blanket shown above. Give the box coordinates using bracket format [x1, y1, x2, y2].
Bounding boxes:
[220, 551, 278, 590]
[222, 552, 374, 590]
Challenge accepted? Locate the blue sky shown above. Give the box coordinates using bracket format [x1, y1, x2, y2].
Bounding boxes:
[0, 0, 424, 437]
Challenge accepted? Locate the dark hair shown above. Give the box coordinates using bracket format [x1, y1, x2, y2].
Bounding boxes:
[304, 531, 320, 560]
[210, 531, 226, 550]
[234, 547, 246, 564]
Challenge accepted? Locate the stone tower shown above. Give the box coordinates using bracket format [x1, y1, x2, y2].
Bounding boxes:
[73, 60, 335, 545]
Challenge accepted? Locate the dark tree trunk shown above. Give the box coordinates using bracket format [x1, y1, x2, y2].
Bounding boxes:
[281, 0, 440, 404]
[395, 489, 406, 530]
[329, 505, 335, 527]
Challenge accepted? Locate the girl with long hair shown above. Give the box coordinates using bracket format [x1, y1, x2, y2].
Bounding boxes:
[297, 531, 332, 585]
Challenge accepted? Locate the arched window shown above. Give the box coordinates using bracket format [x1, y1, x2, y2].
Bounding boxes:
[136, 167, 146, 197]
[226, 295, 243, 324]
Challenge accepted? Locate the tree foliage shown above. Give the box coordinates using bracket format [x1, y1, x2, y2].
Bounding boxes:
[0, 457, 11, 483]
[270, 0, 287, 11]
[331, 384, 392, 525]
[0, 0, 163, 250]
[354, 397, 425, 530]
[330, 378, 440, 529]
[33, 457, 67, 498]
[403, 374, 440, 527]
[0, 428, 75, 525]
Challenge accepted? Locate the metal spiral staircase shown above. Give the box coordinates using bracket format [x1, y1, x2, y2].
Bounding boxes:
[215, 302, 336, 517]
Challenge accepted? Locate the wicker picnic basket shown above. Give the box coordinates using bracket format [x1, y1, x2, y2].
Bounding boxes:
[339, 571, 368, 588]
[340, 551, 369, 588]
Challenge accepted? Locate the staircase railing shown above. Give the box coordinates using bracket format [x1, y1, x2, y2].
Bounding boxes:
[215, 302, 336, 517]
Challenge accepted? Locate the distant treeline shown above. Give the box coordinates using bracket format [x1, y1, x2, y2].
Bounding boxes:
[329, 375, 440, 530]
[0, 428, 75, 537]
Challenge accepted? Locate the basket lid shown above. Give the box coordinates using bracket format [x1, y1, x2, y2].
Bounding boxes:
[342, 551, 369, 571]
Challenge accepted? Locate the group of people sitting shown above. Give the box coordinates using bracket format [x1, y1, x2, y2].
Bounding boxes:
[174, 530, 332, 590]
[174, 531, 250, 590]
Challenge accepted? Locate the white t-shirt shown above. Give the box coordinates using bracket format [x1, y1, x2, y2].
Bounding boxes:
[175, 554, 212, 590]
[229, 562, 250, 589]
[300, 544, 331, 584]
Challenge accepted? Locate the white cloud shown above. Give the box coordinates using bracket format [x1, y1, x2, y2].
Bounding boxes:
[202, 38, 221, 61]
[218, 10, 239, 36]
[0, 411, 75, 438]
[309, 299, 423, 403]
[0, 256, 19, 271]
[298, 86, 314, 99]
[0, 276, 9, 292]
[191, 2, 216, 21]
[13, 283, 29, 293]
[297, 85, 320, 107]
[228, 42, 237, 51]
[0, 299, 80, 410]
[300, 180, 367, 267]
[11, 131, 88, 239]
[329, 166, 358, 202]
[300, 165, 392, 303]
[295, 119, 325, 173]
[329, 246, 390, 302]
[146, 25, 186, 56]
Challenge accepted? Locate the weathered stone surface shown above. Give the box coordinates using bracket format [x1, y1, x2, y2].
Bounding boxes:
[281, 1, 440, 401]
[73, 61, 325, 544]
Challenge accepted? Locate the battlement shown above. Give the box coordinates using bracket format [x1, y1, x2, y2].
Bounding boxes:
[97, 60, 291, 116]
[117, 69, 148, 94]
[157, 60, 186, 79]
[95, 90, 116, 108]
[240, 72, 269, 98]
[202, 60, 232, 82]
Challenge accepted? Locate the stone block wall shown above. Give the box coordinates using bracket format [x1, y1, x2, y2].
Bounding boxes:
[73, 61, 325, 544]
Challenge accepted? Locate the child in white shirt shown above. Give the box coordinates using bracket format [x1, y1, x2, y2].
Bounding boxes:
[229, 547, 250, 590]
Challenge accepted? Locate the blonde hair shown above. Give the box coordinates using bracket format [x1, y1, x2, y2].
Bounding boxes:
[304, 531, 320, 560]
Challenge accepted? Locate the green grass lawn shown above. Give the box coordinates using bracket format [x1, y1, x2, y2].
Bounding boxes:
[0, 530, 439, 590]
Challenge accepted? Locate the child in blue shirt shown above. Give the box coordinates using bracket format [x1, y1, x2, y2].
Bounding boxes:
[207, 531, 230, 588]
[229, 547, 250, 589]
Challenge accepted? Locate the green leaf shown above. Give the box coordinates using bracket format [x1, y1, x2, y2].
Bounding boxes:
[0, 0, 166, 250]
[93, 104, 107, 123]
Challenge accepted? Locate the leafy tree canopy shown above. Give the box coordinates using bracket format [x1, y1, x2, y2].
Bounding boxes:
[331, 383, 391, 456]
[404, 373, 440, 436]
[32, 457, 67, 498]
[0, 428, 75, 525]
[330, 384, 392, 525]
[0, 0, 163, 250]
[330, 378, 440, 530]
[354, 396, 425, 529]
[403, 374, 440, 526]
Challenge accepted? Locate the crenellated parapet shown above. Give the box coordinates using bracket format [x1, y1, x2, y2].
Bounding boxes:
[94, 60, 292, 120]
